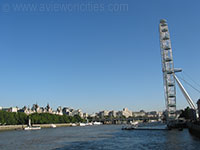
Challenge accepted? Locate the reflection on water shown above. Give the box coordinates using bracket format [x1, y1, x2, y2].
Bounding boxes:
[0, 125, 200, 150]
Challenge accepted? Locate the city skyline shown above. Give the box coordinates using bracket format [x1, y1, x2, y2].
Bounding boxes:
[0, 103, 163, 119]
[1, 0, 200, 114]
[0, 102, 162, 114]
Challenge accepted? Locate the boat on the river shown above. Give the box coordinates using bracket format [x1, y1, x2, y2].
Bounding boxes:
[122, 122, 168, 131]
[71, 123, 77, 127]
[122, 125, 136, 130]
[51, 124, 56, 128]
[24, 126, 41, 130]
[122, 125, 168, 130]
[93, 122, 102, 125]
[86, 122, 93, 126]
[79, 123, 86, 126]
[24, 118, 41, 130]
[122, 121, 139, 130]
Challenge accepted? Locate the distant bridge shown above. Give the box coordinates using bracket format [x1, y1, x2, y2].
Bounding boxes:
[90, 117, 160, 124]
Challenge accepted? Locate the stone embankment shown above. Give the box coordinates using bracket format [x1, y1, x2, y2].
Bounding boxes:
[33, 123, 71, 128]
[0, 125, 26, 131]
[0, 123, 72, 131]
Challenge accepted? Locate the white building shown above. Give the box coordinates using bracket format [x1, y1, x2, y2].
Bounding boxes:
[56, 106, 63, 115]
[45, 103, 53, 113]
[89, 113, 97, 117]
[98, 110, 109, 118]
[146, 111, 158, 118]
[72, 109, 83, 118]
[62, 107, 84, 118]
[133, 111, 146, 117]
[2, 107, 18, 112]
[83, 113, 88, 118]
[122, 108, 133, 118]
[157, 111, 163, 118]
[109, 110, 117, 117]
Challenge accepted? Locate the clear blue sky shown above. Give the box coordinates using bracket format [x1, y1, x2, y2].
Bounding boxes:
[1, 0, 200, 113]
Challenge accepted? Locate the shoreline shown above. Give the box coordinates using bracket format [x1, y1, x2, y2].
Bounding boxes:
[0, 123, 72, 131]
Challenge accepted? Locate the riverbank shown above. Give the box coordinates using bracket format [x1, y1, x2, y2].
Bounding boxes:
[0, 123, 72, 131]
[0, 125, 26, 131]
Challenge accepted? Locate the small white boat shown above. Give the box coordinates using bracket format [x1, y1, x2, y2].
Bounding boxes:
[71, 123, 77, 127]
[93, 122, 102, 125]
[24, 126, 41, 130]
[24, 118, 41, 130]
[131, 121, 139, 126]
[51, 124, 56, 128]
[86, 122, 93, 126]
[79, 123, 86, 126]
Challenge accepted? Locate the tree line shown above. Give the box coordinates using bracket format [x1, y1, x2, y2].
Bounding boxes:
[0, 110, 84, 125]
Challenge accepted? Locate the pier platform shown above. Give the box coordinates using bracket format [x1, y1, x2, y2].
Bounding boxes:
[122, 126, 168, 131]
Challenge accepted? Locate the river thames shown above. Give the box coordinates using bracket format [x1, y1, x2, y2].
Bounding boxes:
[0, 125, 200, 150]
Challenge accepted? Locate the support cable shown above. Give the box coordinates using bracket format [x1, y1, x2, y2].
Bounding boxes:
[182, 71, 200, 89]
[176, 74, 200, 94]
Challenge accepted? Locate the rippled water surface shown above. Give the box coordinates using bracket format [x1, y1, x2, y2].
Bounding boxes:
[0, 125, 200, 150]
